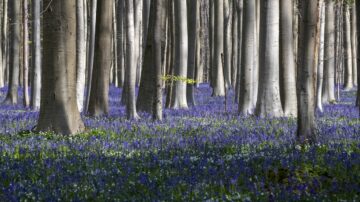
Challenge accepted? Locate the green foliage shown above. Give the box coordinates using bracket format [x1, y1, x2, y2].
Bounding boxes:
[161, 75, 197, 85]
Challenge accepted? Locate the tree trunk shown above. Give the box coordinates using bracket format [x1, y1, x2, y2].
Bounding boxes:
[30, 0, 41, 109]
[125, 0, 140, 119]
[357, 0, 360, 110]
[37, 0, 85, 135]
[3, 0, 20, 105]
[0, 0, 3, 88]
[231, 0, 239, 89]
[211, 0, 225, 97]
[322, 0, 336, 104]
[153, 0, 165, 120]
[280, 0, 297, 117]
[2, 0, 8, 87]
[235, 0, 243, 103]
[297, 0, 317, 144]
[116, 0, 125, 88]
[22, 0, 29, 107]
[352, 2, 357, 87]
[88, 0, 112, 117]
[84, 0, 97, 112]
[255, 0, 283, 118]
[134, 0, 143, 86]
[344, 4, 353, 91]
[238, 0, 255, 115]
[186, 0, 198, 106]
[317, 1, 326, 112]
[224, 0, 232, 88]
[170, 0, 188, 109]
[76, 0, 87, 112]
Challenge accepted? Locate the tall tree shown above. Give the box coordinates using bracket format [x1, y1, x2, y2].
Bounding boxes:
[357, 0, 360, 110]
[3, 0, 20, 104]
[297, 0, 318, 144]
[116, 0, 125, 88]
[170, 0, 188, 109]
[88, 0, 112, 117]
[344, 4, 353, 91]
[37, 0, 85, 135]
[211, 0, 225, 96]
[30, 0, 41, 109]
[22, 0, 29, 107]
[76, 0, 87, 112]
[0, 0, 3, 88]
[223, 0, 232, 88]
[238, 0, 255, 115]
[317, 0, 326, 112]
[322, 0, 336, 104]
[125, 0, 140, 119]
[352, 1, 357, 87]
[280, 0, 297, 116]
[255, 0, 283, 118]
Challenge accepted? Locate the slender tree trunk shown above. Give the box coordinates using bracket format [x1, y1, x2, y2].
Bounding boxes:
[238, 0, 255, 115]
[209, 0, 214, 88]
[255, 0, 283, 118]
[231, 0, 239, 89]
[297, 0, 318, 144]
[37, 0, 85, 135]
[211, 0, 225, 97]
[116, 0, 125, 88]
[186, 0, 198, 106]
[235, 0, 243, 103]
[153, 0, 165, 120]
[317, 1, 326, 112]
[76, 0, 87, 112]
[352, 2, 357, 87]
[88, 0, 112, 117]
[30, 0, 41, 109]
[112, 2, 118, 87]
[2, 0, 8, 87]
[357, 0, 360, 109]
[170, 0, 188, 109]
[344, 4, 353, 91]
[323, 0, 336, 104]
[125, 0, 140, 119]
[85, 0, 97, 112]
[3, 0, 20, 105]
[134, 0, 143, 86]
[0, 0, 3, 88]
[224, 0, 232, 88]
[280, 0, 297, 117]
[22, 0, 29, 107]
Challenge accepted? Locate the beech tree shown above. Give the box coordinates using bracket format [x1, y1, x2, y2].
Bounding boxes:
[37, 0, 85, 135]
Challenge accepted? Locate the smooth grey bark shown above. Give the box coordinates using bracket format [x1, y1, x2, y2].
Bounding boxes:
[112, 2, 118, 86]
[134, 0, 143, 86]
[30, 0, 41, 109]
[3, 0, 20, 105]
[23, 0, 29, 107]
[186, 0, 198, 106]
[37, 0, 85, 135]
[297, 0, 317, 144]
[357, 0, 360, 109]
[255, 0, 283, 118]
[76, 0, 87, 112]
[0, 0, 3, 88]
[352, 2, 357, 87]
[209, 0, 214, 88]
[231, 0, 239, 89]
[224, 0, 232, 88]
[1, 0, 7, 87]
[170, 0, 188, 109]
[153, 0, 165, 120]
[235, 0, 243, 103]
[211, 0, 225, 97]
[280, 0, 297, 117]
[125, 0, 140, 119]
[88, 0, 112, 117]
[344, 4, 353, 91]
[85, 0, 97, 112]
[238, 0, 255, 115]
[323, 0, 336, 104]
[317, 1, 326, 112]
[116, 0, 125, 88]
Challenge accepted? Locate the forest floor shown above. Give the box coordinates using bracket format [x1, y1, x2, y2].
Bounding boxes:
[0, 85, 359, 201]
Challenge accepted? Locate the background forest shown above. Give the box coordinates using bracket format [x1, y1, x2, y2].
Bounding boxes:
[0, 0, 359, 201]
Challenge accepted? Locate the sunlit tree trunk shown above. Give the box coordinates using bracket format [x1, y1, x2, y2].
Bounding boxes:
[125, 0, 140, 119]
[280, 0, 297, 117]
[352, 2, 357, 87]
[30, 0, 41, 109]
[297, 0, 318, 144]
[238, 0, 255, 115]
[76, 0, 87, 112]
[88, 0, 112, 116]
[211, 0, 225, 96]
[170, 0, 188, 109]
[323, 0, 336, 104]
[134, 0, 143, 86]
[357, 0, 360, 109]
[3, 0, 20, 105]
[344, 4, 353, 91]
[37, 0, 85, 135]
[22, 0, 29, 107]
[255, 0, 283, 118]
[224, 0, 232, 88]
[317, 0, 326, 112]
[0, 0, 3, 88]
